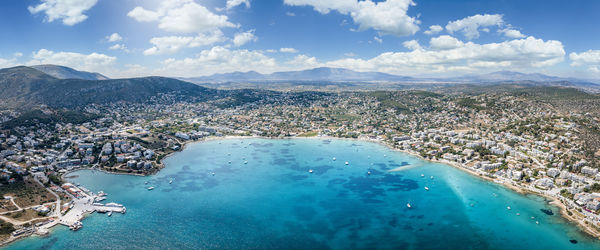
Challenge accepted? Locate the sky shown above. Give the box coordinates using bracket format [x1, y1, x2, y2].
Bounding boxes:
[0, 0, 599, 79]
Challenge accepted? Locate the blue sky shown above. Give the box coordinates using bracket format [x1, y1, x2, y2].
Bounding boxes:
[0, 0, 599, 79]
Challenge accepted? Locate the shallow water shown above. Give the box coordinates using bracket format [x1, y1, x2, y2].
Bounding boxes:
[7, 138, 600, 249]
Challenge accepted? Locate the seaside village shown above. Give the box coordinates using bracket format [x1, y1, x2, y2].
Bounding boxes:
[0, 90, 600, 241]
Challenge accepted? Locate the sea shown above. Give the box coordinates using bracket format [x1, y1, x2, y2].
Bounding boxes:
[6, 138, 600, 249]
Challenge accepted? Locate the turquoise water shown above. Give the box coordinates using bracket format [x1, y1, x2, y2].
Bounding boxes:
[6, 138, 600, 249]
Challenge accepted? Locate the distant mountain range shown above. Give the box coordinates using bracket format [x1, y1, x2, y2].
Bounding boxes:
[31, 64, 109, 80]
[182, 67, 415, 82]
[182, 67, 600, 90]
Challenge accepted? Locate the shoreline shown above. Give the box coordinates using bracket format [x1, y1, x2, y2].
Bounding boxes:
[5, 134, 597, 247]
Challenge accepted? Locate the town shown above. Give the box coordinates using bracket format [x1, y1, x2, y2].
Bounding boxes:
[0, 86, 599, 243]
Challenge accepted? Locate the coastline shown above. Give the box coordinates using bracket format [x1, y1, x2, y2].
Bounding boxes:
[5, 134, 597, 247]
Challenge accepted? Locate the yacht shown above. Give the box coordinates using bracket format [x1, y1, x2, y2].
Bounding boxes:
[407, 203, 411, 208]
[430, 176, 434, 179]
[424, 186, 429, 191]
[108, 211, 112, 217]
[345, 161, 349, 165]
[367, 171, 371, 175]
[421, 174, 424, 177]
[147, 187, 154, 190]
[332, 157, 336, 161]
[169, 179, 173, 184]
[309, 169, 313, 173]
[507, 206, 511, 210]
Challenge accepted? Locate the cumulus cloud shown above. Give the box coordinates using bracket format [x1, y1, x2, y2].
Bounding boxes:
[499, 28, 525, 38]
[325, 36, 565, 75]
[233, 30, 257, 47]
[287, 54, 319, 69]
[0, 57, 18, 69]
[128, 1, 237, 54]
[28, 0, 98, 25]
[429, 35, 463, 50]
[28, 49, 116, 73]
[226, 0, 250, 10]
[160, 46, 277, 77]
[373, 36, 383, 44]
[128, 0, 237, 33]
[284, 0, 419, 36]
[106, 33, 123, 42]
[108, 44, 128, 52]
[446, 14, 503, 40]
[424, 25, 443, 35]
[280, 48, 299, 53]
[402, 40, 421, 50]
[570, 50, 600, 67]
[144, 30, 226, 55]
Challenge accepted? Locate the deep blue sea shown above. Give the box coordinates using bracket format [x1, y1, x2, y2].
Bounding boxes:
[6, 138, 600, 249]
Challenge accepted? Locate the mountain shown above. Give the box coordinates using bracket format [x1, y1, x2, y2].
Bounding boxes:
[0, 66, 218, 108]
[183, 67, 415, 83]
[31, 64, 109, 80]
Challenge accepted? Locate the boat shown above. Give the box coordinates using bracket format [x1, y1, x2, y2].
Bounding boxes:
[407, 203, 411, 208]
[516, 213, 520, 216]
[421, 174, 424, 177]
[333, 157, 336, 161]
[367, 171, 371, 175]
[424, 186, 429, 191]
[169, 179, 173, 184]
[144, 181, 148, 185]
[309, 169, 313, 173]
[430, 176, 434, 179]
[345, 161, 349, 165]
[147, 187, 154, 190]
[98, 191, 106, 196]
[507, 206, 511, 210]
[108, 211, 112, 217]
[536, 221, 539, 225]
[70, 221, 83, 231]
[244, 161, 248, 164]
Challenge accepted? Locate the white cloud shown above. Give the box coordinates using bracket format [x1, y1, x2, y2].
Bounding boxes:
[28, 0, 98, 26]
[499, 28, 525, 38]
[128, 0, 237, 33]
[226, 0, 250, 10]
[144, 30, 226, 55]
[232, 30, 257, 47]
[287, 54, 319, 68]
[13, 52, 23, 58]
[446, 14, 503, 40]
[429, 35, 463, 50]
[108, 44, 128, 52]
[160, 46, 278, 77]
[373, 36, 383, 44]
[106, 33, 123, 42]
[570, 50, 600, 67]
[424, 25, 443, 35]
[402, 40, 421, 50]
[284, 0, 420, 36]
[0, 57, 18, 69]
[127, 7, 160, 22]
[325, 36, 564, 75]
[286, 12, 296, 16]
[129, 0, 238, 55]
[27, 49, 116, 73]
[280, 48, 299, 53]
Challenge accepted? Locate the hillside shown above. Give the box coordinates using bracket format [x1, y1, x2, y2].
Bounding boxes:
[31, 64, 109, 80]
[0, 66, 219, 108]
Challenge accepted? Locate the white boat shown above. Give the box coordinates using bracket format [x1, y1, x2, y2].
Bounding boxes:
[516, 213, 520, 216]
[424, 187, 429, 191]
[367, 171, 371, 175]
[244, 161, 248, 164]
[333, 157, 336, 161]
[407, 203, 411, 208]
[507, 206, 511, 210]
[535, 221, 539, 225]
[430, 176, 434, 179]
[147, 187, 154, 190]
[108, 211, 112, 217]
[309, 169, 313, 173]
[345, 161, 349, 165]
[169, 179, 173, 184]
[421, 174, 424, 177]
